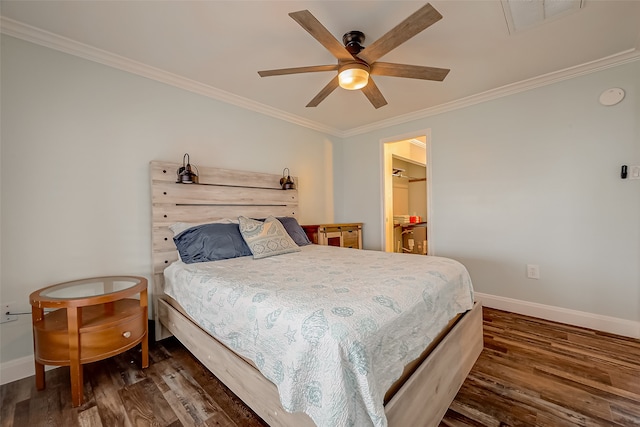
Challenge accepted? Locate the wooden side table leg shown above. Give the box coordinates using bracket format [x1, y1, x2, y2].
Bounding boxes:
[31, 307, 45, 390]
[35, 361, 45, 390]
[141, 334, 149, 368]
[67, 307, 83, 407]
[141, 289, 149, 368]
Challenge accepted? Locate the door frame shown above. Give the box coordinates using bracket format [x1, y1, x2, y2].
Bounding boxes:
[379, 129, 434, 254]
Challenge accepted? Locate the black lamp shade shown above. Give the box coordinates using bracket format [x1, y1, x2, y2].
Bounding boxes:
[280, 168, 296, 190]
[177, 154, 198, 184]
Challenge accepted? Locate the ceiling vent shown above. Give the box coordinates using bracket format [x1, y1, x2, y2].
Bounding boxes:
[409, 138, 427, 148]
[501, 0, 584, 34]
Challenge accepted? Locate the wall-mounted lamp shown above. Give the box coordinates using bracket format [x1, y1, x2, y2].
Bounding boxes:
[176, 153, 199, 184]
[280, 168, 296, 190]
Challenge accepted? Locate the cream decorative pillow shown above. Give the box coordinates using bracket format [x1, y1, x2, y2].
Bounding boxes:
[238, 216, 301, 259]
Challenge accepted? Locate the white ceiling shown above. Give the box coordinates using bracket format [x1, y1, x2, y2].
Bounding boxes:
[2, 1, 639, 136]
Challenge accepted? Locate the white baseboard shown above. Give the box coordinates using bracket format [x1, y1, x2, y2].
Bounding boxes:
[2, 294, 637, 385]
[475, 292, 640, 339]
[0, 355, 59, 386]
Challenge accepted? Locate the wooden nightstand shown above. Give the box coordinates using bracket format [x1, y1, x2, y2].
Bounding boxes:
[29, 276, 149, 407]
[302, 223, 363, 249]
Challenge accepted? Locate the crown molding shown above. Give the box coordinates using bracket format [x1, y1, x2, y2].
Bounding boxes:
[2, 16, 638, 140]
[342, 48, 640, 137]
[0, 16, 343, 137]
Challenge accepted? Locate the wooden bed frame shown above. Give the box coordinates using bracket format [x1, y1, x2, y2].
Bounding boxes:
[150, 160, 483, 427]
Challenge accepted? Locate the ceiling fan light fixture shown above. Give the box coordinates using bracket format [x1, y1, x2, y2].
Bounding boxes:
[338, 63, 370, 90]
[259, 4, 449, 107]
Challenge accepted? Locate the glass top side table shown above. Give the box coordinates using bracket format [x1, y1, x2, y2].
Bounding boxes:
[30, 276, 149, 407]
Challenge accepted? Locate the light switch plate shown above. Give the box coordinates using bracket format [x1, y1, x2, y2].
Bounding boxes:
[630, 165, 640, 180]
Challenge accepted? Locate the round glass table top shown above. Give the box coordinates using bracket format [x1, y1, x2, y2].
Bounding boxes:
[31, 276, 147, 307]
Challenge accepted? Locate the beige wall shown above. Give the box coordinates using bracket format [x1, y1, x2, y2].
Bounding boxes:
[337, 60, 640, 329]
[0, 35, 337, 375]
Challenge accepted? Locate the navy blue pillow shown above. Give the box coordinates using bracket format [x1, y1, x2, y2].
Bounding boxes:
[174, 223, 252, 264]
[277, 217, 312, 246]
[254, 217, 311, 246]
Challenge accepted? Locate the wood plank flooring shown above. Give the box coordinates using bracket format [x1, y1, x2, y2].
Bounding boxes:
[2, 307, 638, 426]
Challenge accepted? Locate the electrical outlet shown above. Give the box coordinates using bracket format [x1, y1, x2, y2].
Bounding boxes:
[1, 302, 18, 324]
[526, 264, 540, 279]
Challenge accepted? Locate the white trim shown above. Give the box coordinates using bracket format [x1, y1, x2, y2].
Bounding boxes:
[342, 49, 640, 137]
[0, 16, 341, 137]
[379, 129, 432, 253]
[0, 354, 59, 385]
[3, 294, 636, 384]
[475, 292, 640, 339]
[1, 16, 638, 139]
[424, 130, 433, 255]
[379, 139, 391, 251]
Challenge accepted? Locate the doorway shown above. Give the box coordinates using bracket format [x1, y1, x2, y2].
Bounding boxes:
[381, 132, 433, 254]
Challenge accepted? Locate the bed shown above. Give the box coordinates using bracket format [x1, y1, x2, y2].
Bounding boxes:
[150, 160, 483, 427]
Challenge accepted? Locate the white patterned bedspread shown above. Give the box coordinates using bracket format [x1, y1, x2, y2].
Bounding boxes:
[163, 245, 474, 427]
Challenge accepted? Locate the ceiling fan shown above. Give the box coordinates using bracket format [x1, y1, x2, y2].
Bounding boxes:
[258, 3, 450, 109]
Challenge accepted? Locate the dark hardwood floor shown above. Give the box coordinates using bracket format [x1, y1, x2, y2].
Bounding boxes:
[2, 307, 639, 426]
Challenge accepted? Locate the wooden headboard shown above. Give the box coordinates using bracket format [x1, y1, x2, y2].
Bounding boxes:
[150, 160, 298, 339]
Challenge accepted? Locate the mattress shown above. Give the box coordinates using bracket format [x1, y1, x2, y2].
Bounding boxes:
[163, 245, 474, 427]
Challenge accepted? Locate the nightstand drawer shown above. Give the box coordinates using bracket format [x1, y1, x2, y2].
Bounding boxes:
[80, 309, 146, 362]
[33, 300, 146, 365]
[321, 226, 342, 233]
[343, 235, 359, 249]
[303, 223, 363, 249]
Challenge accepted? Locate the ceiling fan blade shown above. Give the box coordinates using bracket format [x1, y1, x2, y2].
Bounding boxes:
[371, 62, 450, 81]
[258, 65, 338, 77]
[361, 78, 388, 109]
[289, 10, 354, 62]
[358, 3, 442, 64]
[306, 76, 340, 107]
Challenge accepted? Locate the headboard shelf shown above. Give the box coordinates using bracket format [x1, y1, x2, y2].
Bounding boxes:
[172, 182, 286, 190]
[152, 181, 297, 206]
[151, 161, 287, 189]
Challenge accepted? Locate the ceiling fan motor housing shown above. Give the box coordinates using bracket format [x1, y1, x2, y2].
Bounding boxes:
[343, 31, 365, 55]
